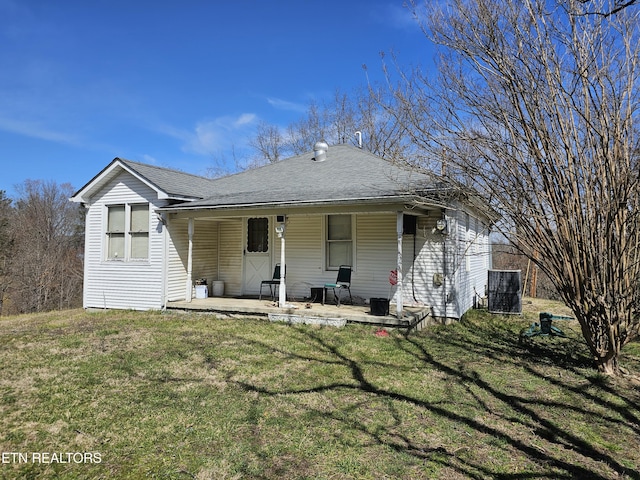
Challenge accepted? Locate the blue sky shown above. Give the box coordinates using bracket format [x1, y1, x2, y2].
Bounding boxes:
[0, 0, 429, 197]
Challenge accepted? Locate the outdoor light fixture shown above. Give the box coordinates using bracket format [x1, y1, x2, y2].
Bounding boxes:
[275, 224, 285, 238]
[436, 219, 447, 233]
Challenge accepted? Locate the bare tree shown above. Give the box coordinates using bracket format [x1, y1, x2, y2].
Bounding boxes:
[578, 0, 638, 16]
[0, 191, 14, 316]
[10, 181, 84, 313]
[286, 101, 330, 155]
[360, 83, 421, 165]
[388, 0, 640, 375]
[329, 89, 357, 145]
[205, 144, 245, 178]
[249, 121, 288, 163]
[249, 86, 416, 162]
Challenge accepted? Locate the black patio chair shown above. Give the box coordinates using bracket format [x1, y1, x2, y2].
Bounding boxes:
[323, 265, 353, 306]
[259, 264, 284, 301]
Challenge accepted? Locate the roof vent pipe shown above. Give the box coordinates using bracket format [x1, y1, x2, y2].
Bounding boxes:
[313, 141, 329, 162]
[355, 131, 362, 148]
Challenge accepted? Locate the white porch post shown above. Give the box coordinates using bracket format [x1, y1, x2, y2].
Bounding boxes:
[278, 232, 286, 307]
[396, 211, 404, 319]
[277, 222, 286, 307]
[185, 218, 194, 302]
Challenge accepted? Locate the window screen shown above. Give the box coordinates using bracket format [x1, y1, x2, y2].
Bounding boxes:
[130, 204, 149, 259]
[247, 218, 269, 253]
[106, 204, 149, 260]
[326, 215, 352, 269]
[107, 205, 125, 259]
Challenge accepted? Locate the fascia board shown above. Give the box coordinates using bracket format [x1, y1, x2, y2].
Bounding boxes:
[70, 159, 170, 204]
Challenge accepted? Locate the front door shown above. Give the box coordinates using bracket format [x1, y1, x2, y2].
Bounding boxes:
[243, 217, 271, 295]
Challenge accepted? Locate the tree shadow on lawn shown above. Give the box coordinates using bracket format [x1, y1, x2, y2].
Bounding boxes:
[433, 318, 640, 436]
[227, 319, 640, 480]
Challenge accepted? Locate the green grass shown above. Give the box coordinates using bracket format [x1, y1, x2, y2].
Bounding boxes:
[0, 300, 639, 479]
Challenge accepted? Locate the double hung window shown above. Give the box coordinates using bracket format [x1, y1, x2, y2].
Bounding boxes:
[130, 204, 150, 259]
[106, 204, 149, 260]
[326, 215, 352, 270]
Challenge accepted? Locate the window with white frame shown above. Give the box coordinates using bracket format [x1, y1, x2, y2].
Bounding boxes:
[106, 203, 149, 260]
[326, 215, 353, 270]
[107, 205, 125, 260]
[130, 204, 150, 259]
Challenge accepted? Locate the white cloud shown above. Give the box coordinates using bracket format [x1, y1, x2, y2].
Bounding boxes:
[234, 113, 257, 127]
[140, 154, 159, 165]
[266, 97, 307, 113]
[159, 113, 259, 156]
[0, 116, 81, 145]
[371, 3, 419, 30]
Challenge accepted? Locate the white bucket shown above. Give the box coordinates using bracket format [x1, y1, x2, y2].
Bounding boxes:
[195, 285, 208, 299]
[212, 281, 224, 297]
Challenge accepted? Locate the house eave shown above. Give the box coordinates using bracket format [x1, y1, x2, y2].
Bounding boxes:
[154, 196, 452, 221]
[156, 194, 446, 215]
[69, 158, 207, 205]
[70, 159, 170, 204]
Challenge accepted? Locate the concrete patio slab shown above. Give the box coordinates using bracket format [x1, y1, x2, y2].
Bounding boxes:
[165, 297, 432, 329]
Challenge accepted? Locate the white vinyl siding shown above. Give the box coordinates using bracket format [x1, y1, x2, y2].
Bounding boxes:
[275, 213, 398, 301]
[83, 172, 165, 310]
[354, 214, 397, 299]
[465, 213, 471, 272]
[218, 219, 243, 296]
[167, 218, 188, 301]
[277, 215, 322, 300]
[166, 218, 220, 301]
[393, 215, 448, 313]
[451, 205, 491, 318]
[161, 208, 490, 320]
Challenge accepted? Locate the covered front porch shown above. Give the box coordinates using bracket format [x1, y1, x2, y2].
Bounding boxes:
[165, 296, 433, 329]
[164, 205, 444, 321]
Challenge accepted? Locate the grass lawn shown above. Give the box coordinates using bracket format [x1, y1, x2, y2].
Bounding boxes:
[0, 299, 639, 479]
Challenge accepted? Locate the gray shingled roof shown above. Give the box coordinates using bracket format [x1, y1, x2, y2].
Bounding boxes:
[118, 159, 216, 199]
[165, 144, 435, 210]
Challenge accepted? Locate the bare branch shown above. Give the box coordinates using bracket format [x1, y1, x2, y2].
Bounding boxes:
[391, 0, 640, 374]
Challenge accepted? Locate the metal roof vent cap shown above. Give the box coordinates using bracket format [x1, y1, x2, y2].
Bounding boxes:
[313, 141, 329, 162]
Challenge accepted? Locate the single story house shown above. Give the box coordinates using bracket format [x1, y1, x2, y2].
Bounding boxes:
[71, 142, 493, 321]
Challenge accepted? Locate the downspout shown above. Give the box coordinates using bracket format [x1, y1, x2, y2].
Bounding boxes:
[185, 218, 194, 302]
[396, 211, 404, 319]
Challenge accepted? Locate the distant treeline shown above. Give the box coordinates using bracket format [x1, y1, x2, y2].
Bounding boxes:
[0, 181, 84, 316]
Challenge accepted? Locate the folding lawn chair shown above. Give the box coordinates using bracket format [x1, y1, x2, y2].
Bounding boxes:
[322, 265, 352, 306]
[259, 264, 284, 301]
